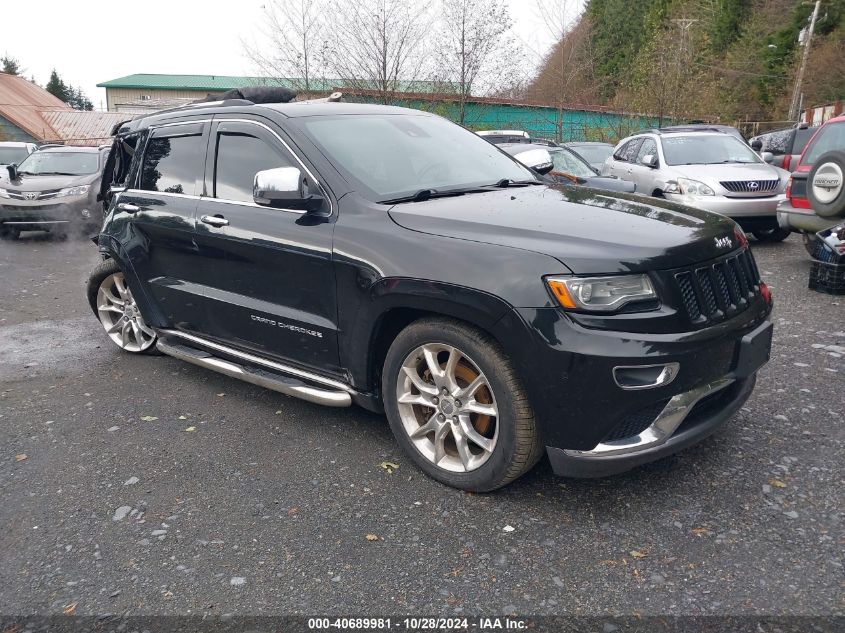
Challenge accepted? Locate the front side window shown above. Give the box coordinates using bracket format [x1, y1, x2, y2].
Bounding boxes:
[802, 122, 845, 167]
[0, 147, 30, 165]
[139, 133, 204, 195]
[636, 139, 658, 164]
[294, 114, 535, 201]
[214, 131, 293, 203]
[661, 134, 761, 166]
[16, 151, 99, 175]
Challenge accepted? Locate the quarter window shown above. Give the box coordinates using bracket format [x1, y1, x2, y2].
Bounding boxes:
[139, 133, 204, 195]
[213, 131, 293, 203]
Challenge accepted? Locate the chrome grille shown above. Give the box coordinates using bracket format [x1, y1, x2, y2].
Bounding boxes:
[719, 179, 779, 194]
[674, 249, 761, 324]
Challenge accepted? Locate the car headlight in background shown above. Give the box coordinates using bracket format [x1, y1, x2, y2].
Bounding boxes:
[665, 177, 715, 196]
[0, 188, 9, 199]
[58, 185, 90, 198]
[546, 274, 657, 312]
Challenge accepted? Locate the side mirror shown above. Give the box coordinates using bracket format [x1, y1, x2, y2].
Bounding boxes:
[253, 166, 322, 211]
[6, 163, 18, 181]
[515, 148, 554, 175]
[761, 151, 774, 164]
[642, 154, 659, 168]
[750, 139, 763, 151]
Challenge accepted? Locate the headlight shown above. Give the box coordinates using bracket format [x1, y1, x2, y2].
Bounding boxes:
[58, 185, 90, 198]
[665, 177, 714, 196]
[0, 188, 9, 199]
[546, 274, 657, 312]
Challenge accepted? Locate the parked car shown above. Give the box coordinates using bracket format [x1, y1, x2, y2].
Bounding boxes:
[476, 129, 532, 144]
[603, 129, 791, 241]
[777, 115, 845, 238]
[0, 145, 109, 239]
[564, 141, 614, 172]
[749, 124, 819, 172]
[502, 143, 636, 193]
[0, 141, 37, 168]
[87, 97, 773, 491]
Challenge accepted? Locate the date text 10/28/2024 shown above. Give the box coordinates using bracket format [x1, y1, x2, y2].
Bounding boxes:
[307, 617, 528, 630]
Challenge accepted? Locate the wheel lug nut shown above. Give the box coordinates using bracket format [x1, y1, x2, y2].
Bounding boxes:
[452, 416, 458, 423]
[455, 399, 462, 407]
[437, 414, 445, 422]
[432, 397, 439, 404]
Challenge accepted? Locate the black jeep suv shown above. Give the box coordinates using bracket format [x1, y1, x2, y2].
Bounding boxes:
[87, 98, 773, 491]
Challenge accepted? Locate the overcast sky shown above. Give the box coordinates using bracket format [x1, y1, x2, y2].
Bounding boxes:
[2, 0, 581, 110]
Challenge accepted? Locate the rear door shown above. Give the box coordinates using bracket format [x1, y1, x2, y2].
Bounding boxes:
[192, 117, 340, 373]
[606, 138, 642, 180]
[117, 120, 209, 331]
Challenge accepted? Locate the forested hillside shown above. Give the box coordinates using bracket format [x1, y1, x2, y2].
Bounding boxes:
[528, 0, 844, 126]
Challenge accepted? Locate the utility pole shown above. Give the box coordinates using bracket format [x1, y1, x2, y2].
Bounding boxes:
[788, 0, 821, 122]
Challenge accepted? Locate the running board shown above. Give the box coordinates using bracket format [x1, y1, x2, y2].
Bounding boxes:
[156, 340, 352, 407]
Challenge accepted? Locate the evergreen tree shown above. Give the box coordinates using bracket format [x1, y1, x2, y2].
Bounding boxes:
[45, 70, 94, 110]
[46, 69, 70, 102]
[1, 55, 22, 75]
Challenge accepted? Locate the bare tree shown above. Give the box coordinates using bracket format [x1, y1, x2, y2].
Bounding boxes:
[244, 0, 331, 96]
[433, 0, 516, 123]
[325, 0, 430, 104]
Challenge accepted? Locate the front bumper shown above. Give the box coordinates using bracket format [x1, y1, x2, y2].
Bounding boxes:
[776, 199, 837, 234]
[495, 296, 771, 476]
[547, 375, 754, 477]
[0, 196, 99, 232]
[665, 192, 785, 219]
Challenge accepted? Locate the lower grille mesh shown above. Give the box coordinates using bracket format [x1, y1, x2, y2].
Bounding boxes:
[603, 399, 671, 442]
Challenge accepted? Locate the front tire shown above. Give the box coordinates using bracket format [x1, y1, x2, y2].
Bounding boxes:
[752, 227, 791, 242]
[87, 259, 159, 354]
[382, 318, 543, 492]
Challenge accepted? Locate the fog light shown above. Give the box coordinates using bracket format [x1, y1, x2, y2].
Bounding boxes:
[81, 209, 91, 218]
[613, 363, 679, 390]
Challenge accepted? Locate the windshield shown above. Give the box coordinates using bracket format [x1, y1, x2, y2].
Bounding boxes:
[802, 122, 845, 167]
[570, 144, 612, 164]
[296, 114, 536, 201]
[662, 135, 761, 166]
[0, 147, 30, 165]
[549, 148, 596, 178]
[17, 151, 99, 176]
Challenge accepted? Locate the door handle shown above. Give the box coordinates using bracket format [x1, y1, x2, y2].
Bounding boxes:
[201, 214, 229, 227]
[117, 202, 140, 213]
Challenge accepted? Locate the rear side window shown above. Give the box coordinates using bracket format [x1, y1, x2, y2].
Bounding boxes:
[801, 123, 844, 166]
[139, 132, 204, 195]
[614, 139, 642, 162]
[213, 129, 294, 203]
[792, 127, 816, 154]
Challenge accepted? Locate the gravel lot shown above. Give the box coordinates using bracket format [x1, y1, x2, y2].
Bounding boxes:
[0, 233, 842, 620]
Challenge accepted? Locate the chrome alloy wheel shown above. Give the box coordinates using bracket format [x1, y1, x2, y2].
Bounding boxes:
[395, 343, 498, 473]
[96, 272, 157, 352]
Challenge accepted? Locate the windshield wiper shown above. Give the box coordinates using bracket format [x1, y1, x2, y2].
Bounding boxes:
[490, 178, 540, 188]
[35, 171, 79, 176]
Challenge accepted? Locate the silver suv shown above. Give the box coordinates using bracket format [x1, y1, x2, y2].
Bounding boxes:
[602, 129, 791, 241]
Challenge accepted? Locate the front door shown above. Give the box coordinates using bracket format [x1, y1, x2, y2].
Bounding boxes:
[629, 137, 659, 194]
[192, 118, 340, 374]
[117, 120, 209, 331]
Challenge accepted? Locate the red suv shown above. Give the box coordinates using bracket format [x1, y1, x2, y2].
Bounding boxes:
[777, 114, 845, 236]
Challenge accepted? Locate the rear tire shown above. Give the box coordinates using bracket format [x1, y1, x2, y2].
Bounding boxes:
[382, 317, 543, 492]
[752, 227, 790, 242]
[87, 258, 160, 355]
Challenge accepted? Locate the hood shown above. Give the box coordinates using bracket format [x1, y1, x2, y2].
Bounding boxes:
[0, 171, 99, 192]
[669, 162, 786, 186]
[388, 185, 740, 274]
